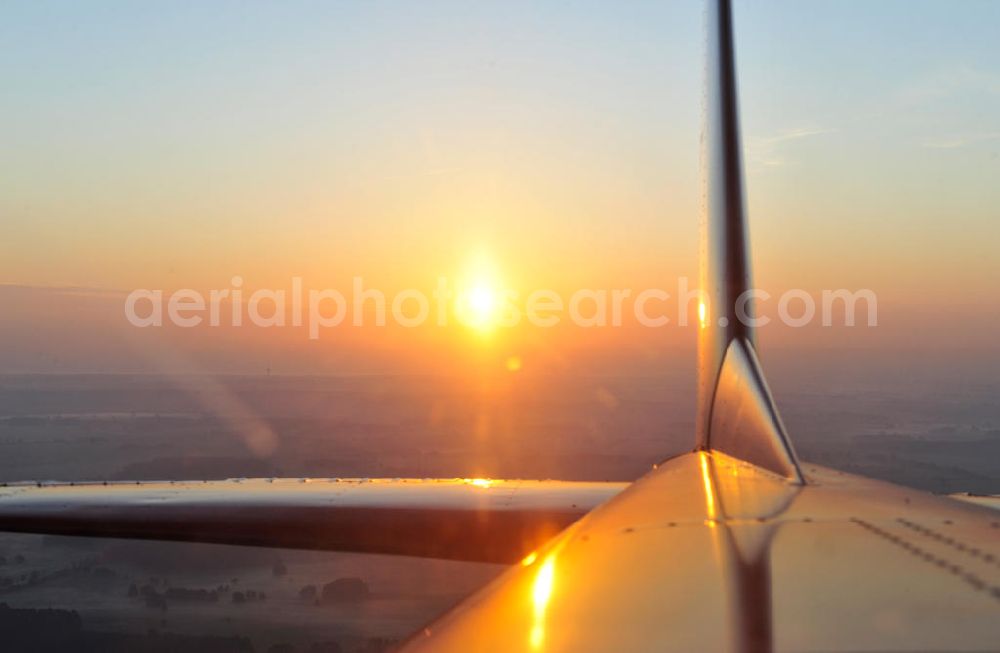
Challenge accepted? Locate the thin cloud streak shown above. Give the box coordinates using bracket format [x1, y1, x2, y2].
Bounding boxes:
[747, 127, 834, 168]
[921, 131, 1000, 149]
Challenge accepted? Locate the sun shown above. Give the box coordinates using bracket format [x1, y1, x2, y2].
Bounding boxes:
[453, 250, 508, 333]
[468, 285, 498, 320]
[457, 281, 502, 331]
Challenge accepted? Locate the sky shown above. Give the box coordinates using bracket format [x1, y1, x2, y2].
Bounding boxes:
[1, 0, 999, 375]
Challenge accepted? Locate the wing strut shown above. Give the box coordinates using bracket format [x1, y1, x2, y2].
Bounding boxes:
[696, 0, 802, 482]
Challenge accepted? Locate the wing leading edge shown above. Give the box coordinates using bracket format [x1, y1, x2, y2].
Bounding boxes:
[0, 478, 626, 564]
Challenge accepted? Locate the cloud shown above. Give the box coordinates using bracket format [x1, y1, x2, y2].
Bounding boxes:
[920, 131, 1000, 150]
[0, 282, 126, 298]
[746, 126, 833, 168]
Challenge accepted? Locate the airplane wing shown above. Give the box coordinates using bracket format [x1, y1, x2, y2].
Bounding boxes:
[401, 452, 1000, 652]
[0, 478, 625, 564]
[2, 1, 998, 651]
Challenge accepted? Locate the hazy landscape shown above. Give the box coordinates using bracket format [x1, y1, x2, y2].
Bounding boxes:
[0, 358, 997, 651]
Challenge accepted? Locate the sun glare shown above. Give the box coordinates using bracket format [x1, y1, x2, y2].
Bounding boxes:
[530, 557, 556, 649]
[467, 285, 498, 324]
[455, 258, 506, 332]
